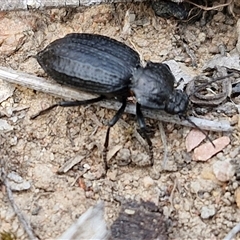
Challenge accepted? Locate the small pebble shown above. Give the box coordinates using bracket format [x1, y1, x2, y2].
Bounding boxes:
[198, 32, 206, 43]
[212, 160, 235, 182]
[201, 166, 218, 182]
[0, 119, 13, 131]
[142, 176, 154, 188]
[229, 147, 240, 158]
[5, 209, 15, 222]
[124, 209, 135, 215]
[83, 163, 91, 170]
[200, 205, 216, 219]
[183, 200, 191, 211]
[108, 170, 118, 181]
[7, 172, 31, 191]
[190, 181, 201, 193]
[233, 181, 239, 190]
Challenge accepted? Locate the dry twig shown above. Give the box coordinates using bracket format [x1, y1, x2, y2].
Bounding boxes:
[223, 222, 240, 240]
[0, 166, 38, 240]
[0, 0, 143, 11]
[0, 66, 233, 132]
[158, 122, 168, 169]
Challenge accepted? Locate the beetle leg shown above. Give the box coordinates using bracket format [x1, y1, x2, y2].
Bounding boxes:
[103, 99, 127, 171]
[30, 96, 105, 119]
[136, 102, 154, 166]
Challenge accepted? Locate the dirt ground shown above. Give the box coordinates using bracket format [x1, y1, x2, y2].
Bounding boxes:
[0, 2, 240, 239]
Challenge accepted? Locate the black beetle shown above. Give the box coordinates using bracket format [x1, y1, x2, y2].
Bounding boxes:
[33, 33, 189, 171]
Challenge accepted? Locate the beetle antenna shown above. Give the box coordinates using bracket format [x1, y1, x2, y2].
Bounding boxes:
[179, 114, 215, 148]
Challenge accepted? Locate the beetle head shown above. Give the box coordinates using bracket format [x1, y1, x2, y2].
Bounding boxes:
[165, 89, 189, 115]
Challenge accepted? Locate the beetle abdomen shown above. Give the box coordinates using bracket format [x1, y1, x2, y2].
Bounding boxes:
[37, 33, 140, 97]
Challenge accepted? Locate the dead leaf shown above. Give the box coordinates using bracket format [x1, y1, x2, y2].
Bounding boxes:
[192, 136, 230, 161]
[186, 129, 206, 152]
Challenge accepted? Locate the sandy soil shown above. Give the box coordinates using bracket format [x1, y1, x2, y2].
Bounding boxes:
[0, 3, 240, 239]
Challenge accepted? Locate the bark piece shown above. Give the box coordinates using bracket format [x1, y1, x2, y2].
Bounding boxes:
[111, 199, 168, 240]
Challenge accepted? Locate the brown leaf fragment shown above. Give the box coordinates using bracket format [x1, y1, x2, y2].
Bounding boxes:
[186, 129, 206, 152]
[192, 136, 230, 161]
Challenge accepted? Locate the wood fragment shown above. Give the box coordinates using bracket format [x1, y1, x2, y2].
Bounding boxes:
[0, 0, 144, 11]
[58, 201, 110, 240]
[57, 155, 85, 174]
[158, 122, 168, 169]
[0, 66, 234, 132]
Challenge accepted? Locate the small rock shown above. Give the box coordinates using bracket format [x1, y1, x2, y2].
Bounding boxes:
[32, 164, 54, 190]
[212, 160, 235, 182]
[201, 166, 218, 182]
[198, 32, 206, 43]
[0, 119, 13, 132]
[7, 172, 31, 191]
[185, 129, 206, 152]
[236, 19, 240, 53]
[200, 205, 216, 219]
[229, 147, 240, 158]
[83, 172, 98, 181]
[4, 209, 15, 222]
[108, 170, 118, 181]
[192, 136, 230, 161]
[183, 199, 191, 211]
[142, 176, 154, 188]
[0, 80, 15, 103]
[233, 181, 239, 190]
[235, 187, 240, 208]
[124, 209, 135, 215]
[190, 181, 201, 193]
[116, 148, 131, 166]
[213, 12, 225, 23]
[190, 179, 217, 193]
[83, 163, 91, 170]
[131, 152, 150, 166]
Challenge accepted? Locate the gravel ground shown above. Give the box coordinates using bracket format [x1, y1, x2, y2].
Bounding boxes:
[0, 2, 240, 239]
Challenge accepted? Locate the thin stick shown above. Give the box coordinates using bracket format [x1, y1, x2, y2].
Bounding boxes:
[0, 66, 233, 132]
[1, 0, 144, 11]
[223, 222, 240, 240]
[0, 167, 38, 240]
[158, 122, 168, 169]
